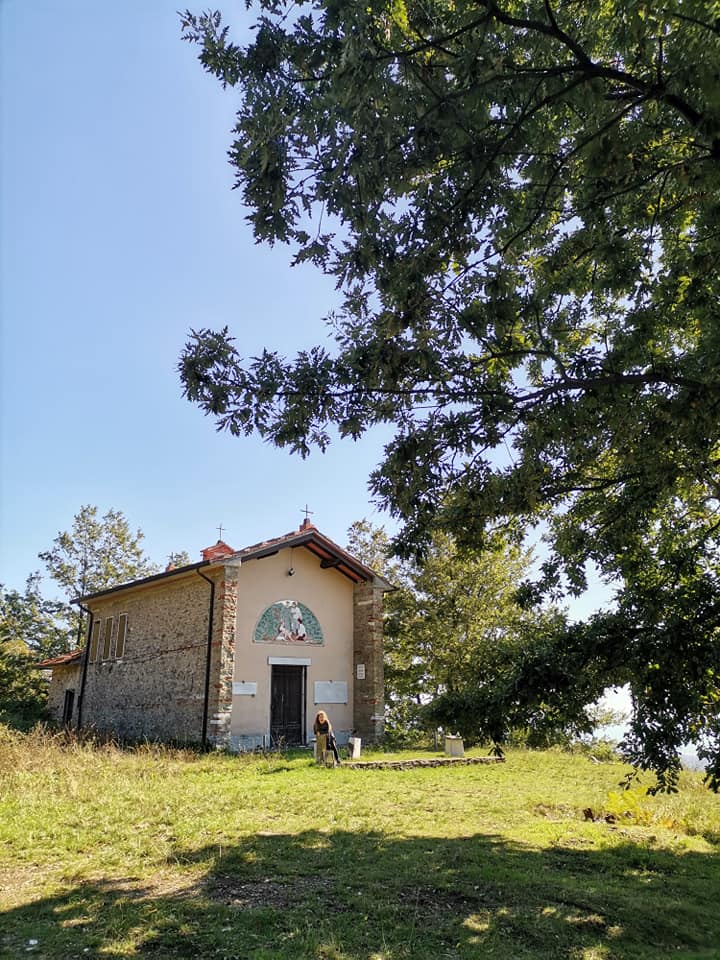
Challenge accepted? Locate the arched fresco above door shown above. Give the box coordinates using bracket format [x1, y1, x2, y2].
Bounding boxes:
[253, 600, 324, 645]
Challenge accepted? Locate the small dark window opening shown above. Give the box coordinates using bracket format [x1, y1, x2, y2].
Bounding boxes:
[62, 689, 75, 725]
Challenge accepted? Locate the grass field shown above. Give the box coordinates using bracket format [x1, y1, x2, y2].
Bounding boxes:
[1, 726, 718, 959]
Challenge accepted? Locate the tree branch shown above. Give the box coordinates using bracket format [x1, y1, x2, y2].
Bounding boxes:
[477, 0, 707, 132]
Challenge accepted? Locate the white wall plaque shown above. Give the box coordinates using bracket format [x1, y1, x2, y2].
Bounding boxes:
[314, 681, 348, 704]
[356, 663, 366, 680]
[233, 681, 257, 696]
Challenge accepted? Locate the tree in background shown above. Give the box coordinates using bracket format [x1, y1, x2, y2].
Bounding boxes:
[345, 520, 403, 585]
[179, 2, 720, 789]
[39, 505, 157, 648]
[347, 520, 567, 745]
[2, 509, 189, 728]
[166, 550, 192, 568]
[347, 521, 413, 740]
[0, 575, 69, 727]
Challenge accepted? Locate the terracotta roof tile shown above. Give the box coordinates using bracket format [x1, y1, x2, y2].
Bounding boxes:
[76, 523, 392, 603]
[35, 650, 83, 668]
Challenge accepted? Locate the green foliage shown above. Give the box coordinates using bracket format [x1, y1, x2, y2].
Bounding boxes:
[347, 519, 566, 745]
[39, 504, 156, 600]
[179, 2, 720, 788]
[0, 575, 68, 726]
[345, 519, 402, 583]
[39, 505, 157, 645]
[1, 729, 719, 959]
[166, 550, 192, 568]
[0, 574, 70, 659]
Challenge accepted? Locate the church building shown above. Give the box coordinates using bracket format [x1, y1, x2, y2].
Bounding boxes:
[37, 519, 390, 751]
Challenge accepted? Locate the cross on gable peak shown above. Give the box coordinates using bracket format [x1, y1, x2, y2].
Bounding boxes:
[300, 505, 316, 531]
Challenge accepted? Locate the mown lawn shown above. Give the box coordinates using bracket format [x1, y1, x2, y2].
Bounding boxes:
[1, 726, 718, 959]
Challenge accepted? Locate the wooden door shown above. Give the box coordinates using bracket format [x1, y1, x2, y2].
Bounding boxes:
[62, 689, 75, 726]
[270, 665, 306, 746]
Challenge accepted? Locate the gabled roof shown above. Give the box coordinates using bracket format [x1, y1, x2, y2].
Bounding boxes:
[75, 521, 392, 604]
[234, 519, 391, 587]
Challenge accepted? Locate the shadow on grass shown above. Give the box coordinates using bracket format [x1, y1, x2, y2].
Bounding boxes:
[2, 831, 719, 959]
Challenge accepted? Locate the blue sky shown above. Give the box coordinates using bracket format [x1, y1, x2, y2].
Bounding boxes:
[0, 1, 631, 743]
[0, 0, 612, 624]
[1, 0, 397, 594]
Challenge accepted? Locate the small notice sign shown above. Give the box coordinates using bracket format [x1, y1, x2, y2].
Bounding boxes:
[233, 681, 257, 696]
[356, 663, 366, 680]
[314, 681, 348, 704]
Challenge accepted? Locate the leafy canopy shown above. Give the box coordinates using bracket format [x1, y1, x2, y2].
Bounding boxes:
[0, 575, 69, 727]
[39, 505, 157, 646]
[347, 520, 569, 747]
[40, 505, 157, 601]
[179, 2, 720, 788]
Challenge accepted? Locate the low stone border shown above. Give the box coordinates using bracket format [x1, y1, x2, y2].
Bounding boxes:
[343, 755, 506, 770]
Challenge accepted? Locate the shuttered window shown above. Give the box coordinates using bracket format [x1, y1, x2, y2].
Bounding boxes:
[102, 618, 114, 660]
[89, 620, 101, 662]
[116, 614, 127, 659]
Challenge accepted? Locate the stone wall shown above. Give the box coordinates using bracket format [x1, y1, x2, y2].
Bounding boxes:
[352, 578, 385, 742]
[80, 570, 224, 744]
[45, 662, 82, 724]
[60, 551, 386, 749]
[205, 566, 239, 749]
